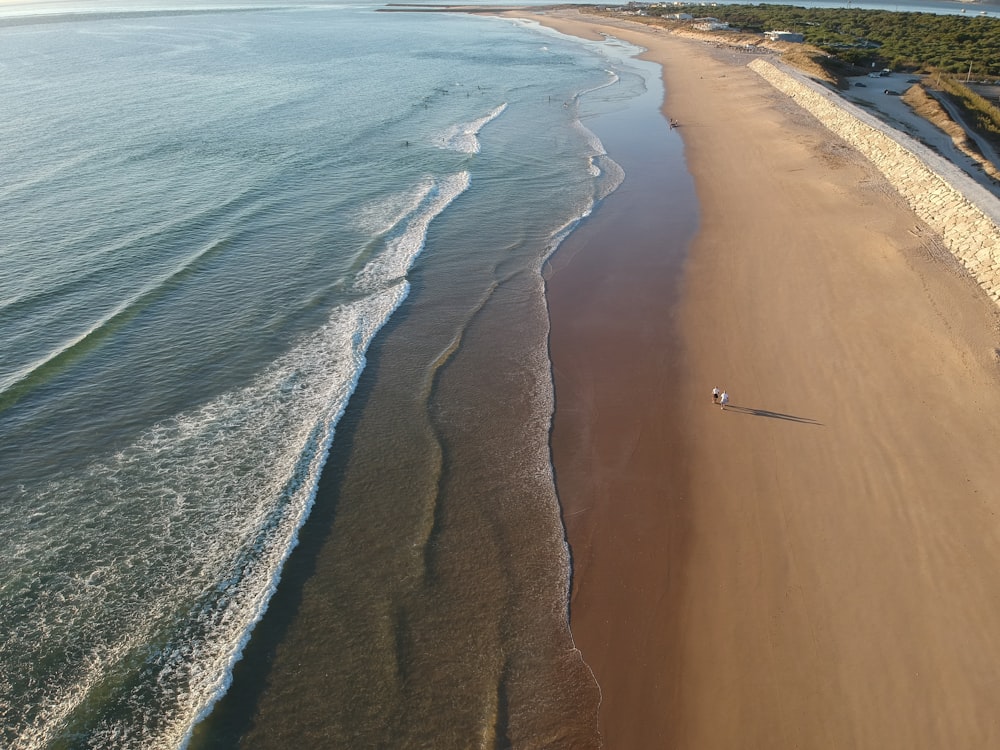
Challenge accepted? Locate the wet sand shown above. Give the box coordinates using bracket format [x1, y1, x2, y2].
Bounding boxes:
[523, 9, 1000, 749]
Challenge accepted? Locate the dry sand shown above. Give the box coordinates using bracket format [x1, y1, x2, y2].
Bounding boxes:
[517, 9, 1000, 749]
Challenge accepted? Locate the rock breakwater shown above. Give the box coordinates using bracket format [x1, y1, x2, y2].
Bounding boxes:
[749, 58, 1000, 305]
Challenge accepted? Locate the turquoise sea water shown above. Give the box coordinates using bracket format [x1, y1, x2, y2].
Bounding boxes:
[0, 3, 677, 746]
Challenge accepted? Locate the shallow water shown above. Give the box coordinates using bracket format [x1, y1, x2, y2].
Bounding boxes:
[0, 3, 693, 746]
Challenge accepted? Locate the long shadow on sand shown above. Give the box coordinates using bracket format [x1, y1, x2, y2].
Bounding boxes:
[723, 404, 823, 425]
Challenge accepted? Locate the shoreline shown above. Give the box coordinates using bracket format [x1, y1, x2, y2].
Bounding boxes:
[520, 8, 1000, 748]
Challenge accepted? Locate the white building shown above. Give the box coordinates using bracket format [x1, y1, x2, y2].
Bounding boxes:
[765, 30, 805, 43]
[693, 17, 730, 31]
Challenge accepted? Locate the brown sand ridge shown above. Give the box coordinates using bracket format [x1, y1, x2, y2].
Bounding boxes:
[512, 9, 1000, 749]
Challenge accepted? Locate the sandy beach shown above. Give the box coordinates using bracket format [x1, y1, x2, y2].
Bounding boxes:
[519, 9, 1000, 749]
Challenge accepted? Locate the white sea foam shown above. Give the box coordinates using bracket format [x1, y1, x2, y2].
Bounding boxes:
[0, 168, 473, 750]
[433, 103, 507, 154]
[570, 117, 625, 200]
[593, 153, 626, 201]
[354, 171, 471, 291]
[354, 180, 435, 239]
[577, 69, 621, 100]
[1, 284, 408, 750]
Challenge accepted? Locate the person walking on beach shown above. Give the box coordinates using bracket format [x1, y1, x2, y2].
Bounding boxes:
[712, 387, 720, 404]
[720, 391, 729, 410]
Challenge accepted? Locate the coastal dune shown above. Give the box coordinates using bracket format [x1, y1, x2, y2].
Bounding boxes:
[524, 10, 1000, 749]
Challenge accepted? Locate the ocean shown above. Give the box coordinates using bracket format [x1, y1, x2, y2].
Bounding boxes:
[0, 3, 673, 747]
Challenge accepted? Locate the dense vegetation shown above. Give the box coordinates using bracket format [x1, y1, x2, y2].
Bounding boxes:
[934, 69, 1000, 136]
[643, 4, 1000, 78]
[606, 3, 1000, 149]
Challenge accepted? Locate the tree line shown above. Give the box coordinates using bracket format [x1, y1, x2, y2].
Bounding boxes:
[643, 4, 1000, 79]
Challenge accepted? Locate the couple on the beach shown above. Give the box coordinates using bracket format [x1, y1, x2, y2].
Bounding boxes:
[712, 387, 729, 409]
